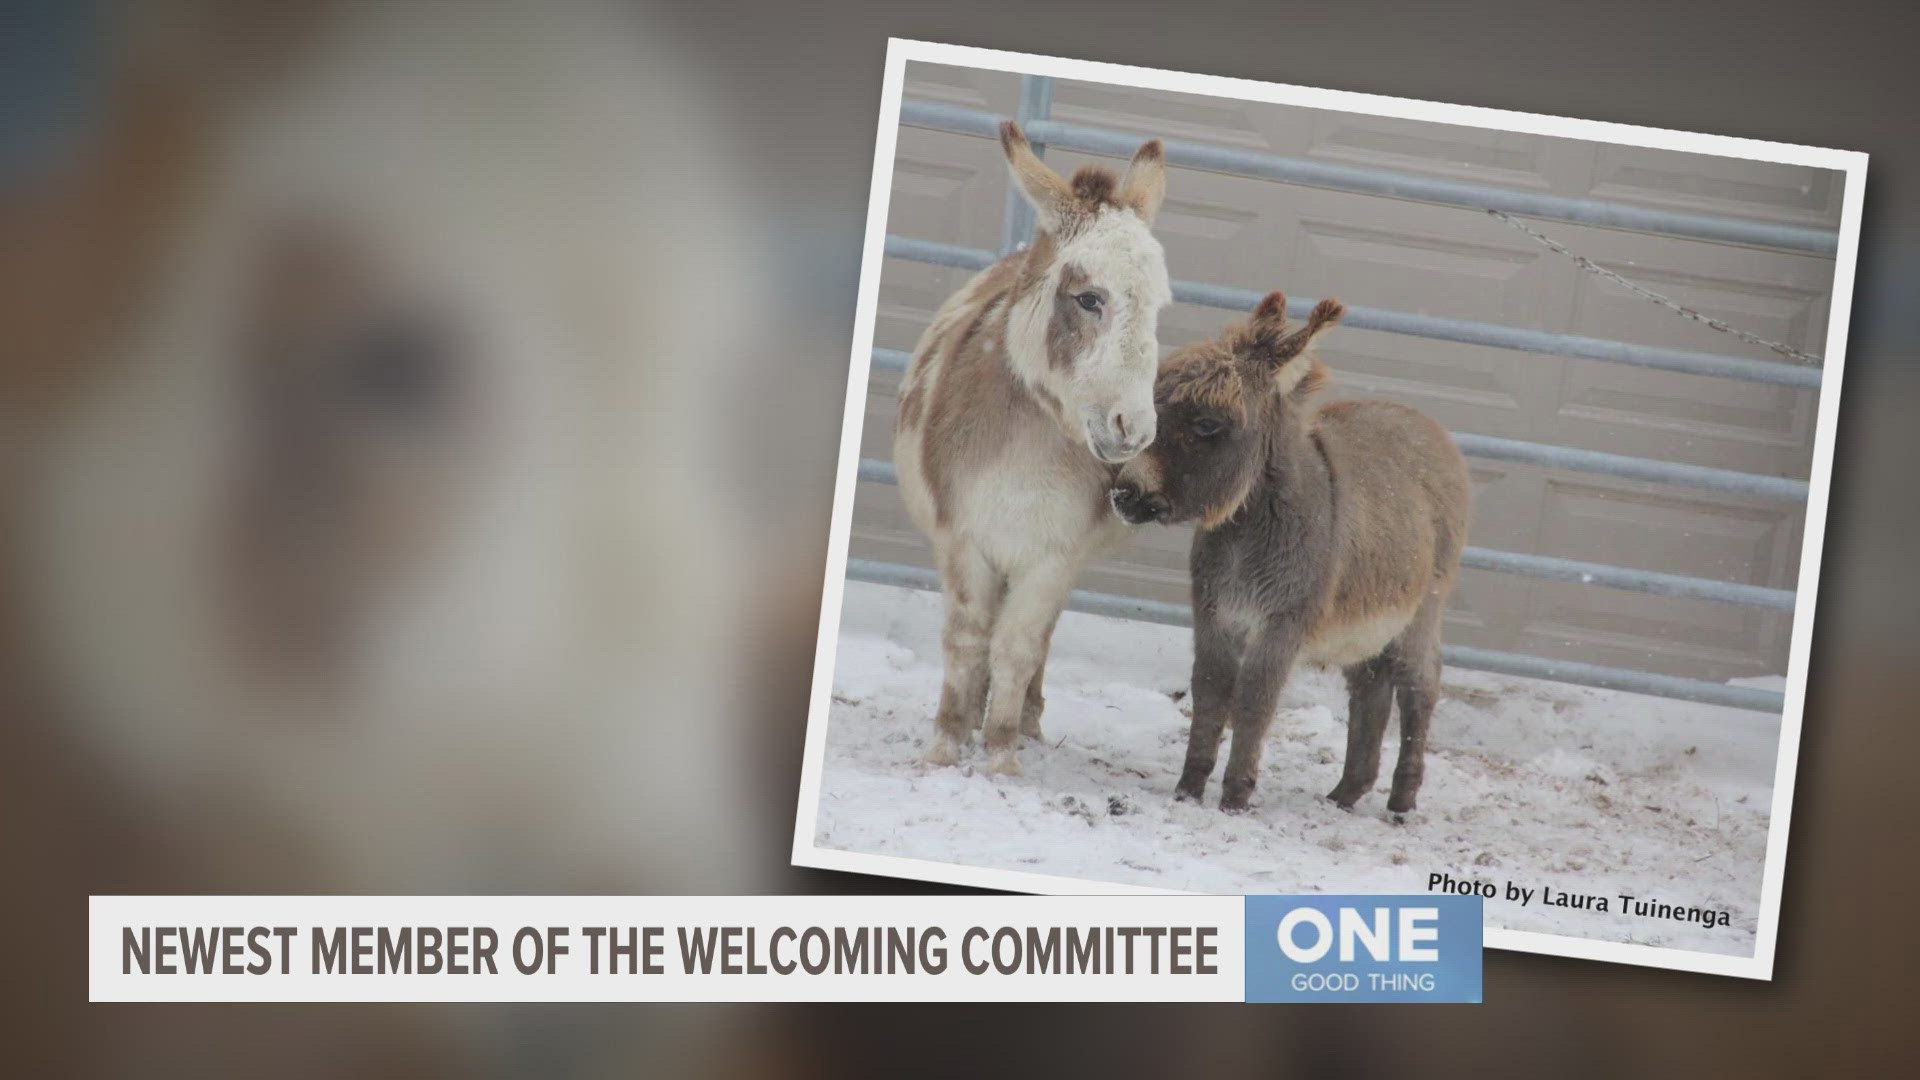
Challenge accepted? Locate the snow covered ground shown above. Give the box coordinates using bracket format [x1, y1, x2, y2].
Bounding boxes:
[809, 581, 1785, 958]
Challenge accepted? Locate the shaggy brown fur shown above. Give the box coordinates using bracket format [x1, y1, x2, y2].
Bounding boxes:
[1111, 292, 1470, 814]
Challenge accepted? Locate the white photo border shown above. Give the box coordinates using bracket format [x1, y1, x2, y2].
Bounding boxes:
[791, 37, 1869, 983]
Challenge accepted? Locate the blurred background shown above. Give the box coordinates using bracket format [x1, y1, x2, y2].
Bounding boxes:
[2, 0, 1915, 1075]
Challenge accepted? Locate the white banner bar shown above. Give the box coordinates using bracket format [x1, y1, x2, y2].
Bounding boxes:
[91, 895, 1246, 1002]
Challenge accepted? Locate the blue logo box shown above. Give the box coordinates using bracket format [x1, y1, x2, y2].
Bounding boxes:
[1243, 895, 1482, 1003]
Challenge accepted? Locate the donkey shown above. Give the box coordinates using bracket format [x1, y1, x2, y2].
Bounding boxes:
[1109, 292, 1470, 814]
[895, 121, 1170, 775]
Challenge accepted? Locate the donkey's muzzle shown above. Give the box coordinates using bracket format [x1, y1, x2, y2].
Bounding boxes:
[1109, 482, 1169, 525]
[1088, 431, 1152, 466]
[1085, 407, 1155, 465]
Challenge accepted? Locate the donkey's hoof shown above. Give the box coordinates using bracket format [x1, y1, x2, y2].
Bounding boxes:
[923, 738, 963, 768]
[986, 749, 1024, 776]
[1326, 782, 1368, 810]
[1219, 781, 1255, 813]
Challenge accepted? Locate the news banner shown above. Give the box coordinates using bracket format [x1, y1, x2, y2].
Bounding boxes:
[93, 895, 1482, 1003]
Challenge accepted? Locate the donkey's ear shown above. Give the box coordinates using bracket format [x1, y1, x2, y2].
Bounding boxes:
[1287, 298, 1347, 354]
[1119, 139, 1166, 224]
[1241, 290, 1290, 356]
[1255, 296, 1345, 397]
[1251, 290, 1289, 330]
[999, 121, 1075, 232]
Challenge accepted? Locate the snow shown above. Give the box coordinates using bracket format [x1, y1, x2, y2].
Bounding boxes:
[810, 581, 1783, 958]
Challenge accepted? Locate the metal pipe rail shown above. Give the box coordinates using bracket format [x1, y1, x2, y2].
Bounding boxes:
[844, 557, 1786, 714]
[901, 97, 1841, 257]
[1452, 433, 1806, 503]
[867, 348, 1806, 503]
[853, 457, 1795, 612]
[883, 235, 1822, 390]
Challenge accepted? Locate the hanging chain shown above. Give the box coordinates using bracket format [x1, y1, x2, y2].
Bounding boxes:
[1486, 208, 1822, 365]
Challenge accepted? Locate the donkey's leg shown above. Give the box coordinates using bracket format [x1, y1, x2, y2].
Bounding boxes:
[981, 557, 1077, 775]
[1020, 608, 1063, 742]
[1387, 600, 1445, 814]
[1328, 652, 1395, 809]
[1219, 624, 1306, 812]
[925, 545, 1005, 767]
[1175, 616, 1241, 803]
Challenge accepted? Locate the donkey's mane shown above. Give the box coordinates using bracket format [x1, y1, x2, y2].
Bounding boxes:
[1158, 346, 1331, 417]
[1068, 166, 1125, 210]
[1159, 353, 1248, 415]
[1289, 358, 1331, 404]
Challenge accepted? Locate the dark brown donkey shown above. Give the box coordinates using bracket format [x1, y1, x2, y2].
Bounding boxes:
[1109, 292, 1470, 814]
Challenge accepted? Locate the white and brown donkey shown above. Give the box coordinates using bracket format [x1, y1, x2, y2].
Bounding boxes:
[895, 122, 1170, 774]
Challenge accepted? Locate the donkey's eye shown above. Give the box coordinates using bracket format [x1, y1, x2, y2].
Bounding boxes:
[1191, 416, 1226, 438]
[1075, 291, 1103, 313]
